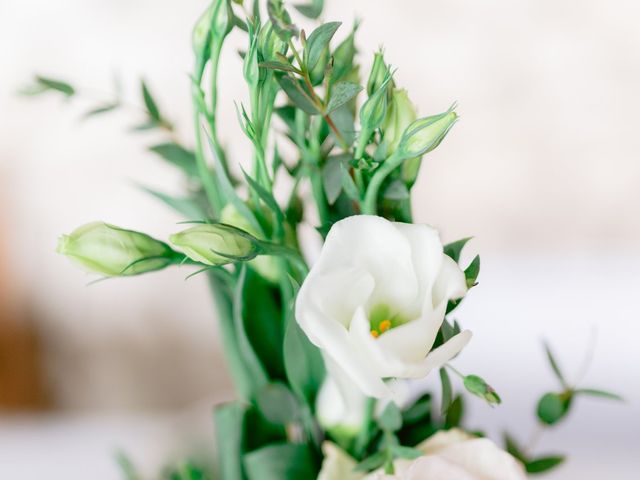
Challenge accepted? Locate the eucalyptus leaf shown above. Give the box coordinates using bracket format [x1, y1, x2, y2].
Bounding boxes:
[267, 0, 297, 42]
[326, 81, 362, 113]
[258, 61, 298, 73]
[256, 382, 300, 425]
[244, 443, 318, 480]
[463, 374, 501, 405]
[304, 22, 341, 71]
[278, 75, 319, 115]
[354, 451, 387, 473]
[378, 402, 402, 432]
[537, 392, 570, 425]
[322, 155, 344, 205]
[525, 455, 565, 474]
[294, 0, 324, 19]
[340, 161, 360, 201]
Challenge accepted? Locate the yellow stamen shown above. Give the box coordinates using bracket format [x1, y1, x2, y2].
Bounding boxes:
[370, 329, 380, 338]
[379, 319, 392, 333]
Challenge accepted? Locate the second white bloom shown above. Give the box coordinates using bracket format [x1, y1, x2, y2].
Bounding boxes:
[296, 215, 471, 398]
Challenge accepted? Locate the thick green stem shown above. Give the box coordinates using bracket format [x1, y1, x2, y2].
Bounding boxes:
[362, 151, 403, 215]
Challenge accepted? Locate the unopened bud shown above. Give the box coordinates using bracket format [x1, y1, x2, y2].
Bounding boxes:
[169, 223, 260, 266]
[397, 107, 458, 159]
[367, 51, 392, 96]
[359, 69, 393, 133]
[258, 21, 287, 63]
[381, 89, 417, 156]
[192, 0, 233, 59]
[57, 222, 174, 276]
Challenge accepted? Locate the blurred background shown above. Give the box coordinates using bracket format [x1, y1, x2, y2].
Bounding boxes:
[0, 0, 638, 478]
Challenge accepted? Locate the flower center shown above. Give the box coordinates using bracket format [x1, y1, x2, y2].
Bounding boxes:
[368, 304, 407, 338]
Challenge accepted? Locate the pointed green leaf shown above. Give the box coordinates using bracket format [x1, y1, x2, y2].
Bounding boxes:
[139, 185, 207, 220]
[256, 382, 300, 425]
[378, 402, 402, 432]
[543, 341, 567, 387]
[149, 143, 198, 178]
[322, 155, 344, 205]
[574, 388, 624, 401]
[278, 75, 319, 115]
[525, 455, 565, 474]
[83, 103, 119, 119]
[141, 80, 161, 122]
[294, 0, 324, 19]
[35, 75, 75, 96]
[304, 22, 341, 71]
[444, 238, 472, 263]
[258, 60, 298, 73]
[445, 395, 464, 428]
[390, 445, 423, 460]
[326, 81, 362, 113]
[503, 432, 528, 463]
[244, 443, 318, 480]
[464, 254, 480, 287]
[339, 161, 360, 201]
[215, 402, 246, 480]
[354, 451, 387, 473]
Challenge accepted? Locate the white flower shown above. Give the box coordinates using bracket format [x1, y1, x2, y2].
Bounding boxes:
[296, 215, 471, 398]
[317, 429, 527, 480]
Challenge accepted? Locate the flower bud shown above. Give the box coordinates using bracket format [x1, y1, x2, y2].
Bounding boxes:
[366, 51, 390, 96]
[57, 222, 174, 276]
[192, 0, 233, 59]
[244, 27, 260, 88]
[381, 89, 417, 156]
[359, 70, 393, 134]
[397, 107, 458, 159]
[258, 21, 287, 63]
[220, 205, 280, 282]
[169, 223, 260, 266]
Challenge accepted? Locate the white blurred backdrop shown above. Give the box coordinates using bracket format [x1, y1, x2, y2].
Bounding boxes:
[0, 0, 639, 478]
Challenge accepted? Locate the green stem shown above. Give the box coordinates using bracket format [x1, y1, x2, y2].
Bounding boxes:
[208, 41, 229, 174]
[354, 397, 376, 457]
[362, 151, 403, 215]
[192, 99, 223, 215]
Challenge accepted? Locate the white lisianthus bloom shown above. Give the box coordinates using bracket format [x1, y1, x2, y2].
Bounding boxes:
[296, 215, 471, 398]
[317, 429, 527, 480]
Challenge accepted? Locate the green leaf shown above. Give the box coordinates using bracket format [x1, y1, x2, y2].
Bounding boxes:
[543, 341, 567, 388]
[115, 451, 141, 480]
[278, 75, 319, 115]
[390, 445, 423, 460]
[233, 265, 269, 397]
[242, 170, 285, 227]
[244, 443, 318, 480]
[378, 402, 402, 432]
[304, 22, 341, 71]
[283, 316, 325, 407]
[258, 61, 298, 73]
[443, 238, 472, 263]
[149, 143, 198, 178]
[383, 179, 410, 201]
[35, 75, 75, 96]
[440, 368, 453, 415]
[401, 394, 431, 426]
[464, 255, 480, 288]
[463, 374, 501, 405]
[537, 392, 570, 425]
[322, 155, 344, 205]
[354, 451, 387, 473]
[256, 382, 300, 425]
[340, 161, 360, 201]
[294, 0, 324, 19]
[503, 432, 528, 463]
[83, 103, 119, 119]
[574, 388, 624, 401]
[139, 186, 208, 220]
[326, 81, 362, 113]
[525, 455, 565, 474]
[214, 402, 246, 480]
[141, 80, 161, 122]
[445, 395, 464, 428]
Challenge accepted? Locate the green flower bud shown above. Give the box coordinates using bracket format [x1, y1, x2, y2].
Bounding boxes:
[220, 205, 280, 282]
[397, 107, 458, 159]
[359, 70, 393, 133]
[258, 21, 287, 63]
[192, 0, 233, 59]
[169, 223, 260, 266]
[56, 222, 174, 277]
[381, 89, 417, 156]
[244, 26, 260, 88]
[366, 51, 393, 96]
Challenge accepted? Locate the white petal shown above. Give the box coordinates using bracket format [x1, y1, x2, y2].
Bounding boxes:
[317, 360, 367, 431]
[403, 456, 478, 480]
[392, 222, 444, 312]
[318, 442, 363, 480]
[400, 330, 473, 378]
[376, 298, 446, 364]
[417, 429, 474, 454]
[432, 255, 467, 308]
[436, 438, 527, 480]
[314, 216, 420, 313]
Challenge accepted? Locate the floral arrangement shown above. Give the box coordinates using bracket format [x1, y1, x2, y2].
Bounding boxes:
[26, 0, 621, 478]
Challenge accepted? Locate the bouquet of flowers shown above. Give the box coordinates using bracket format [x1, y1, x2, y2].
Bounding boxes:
[26, 0, 621, 478]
